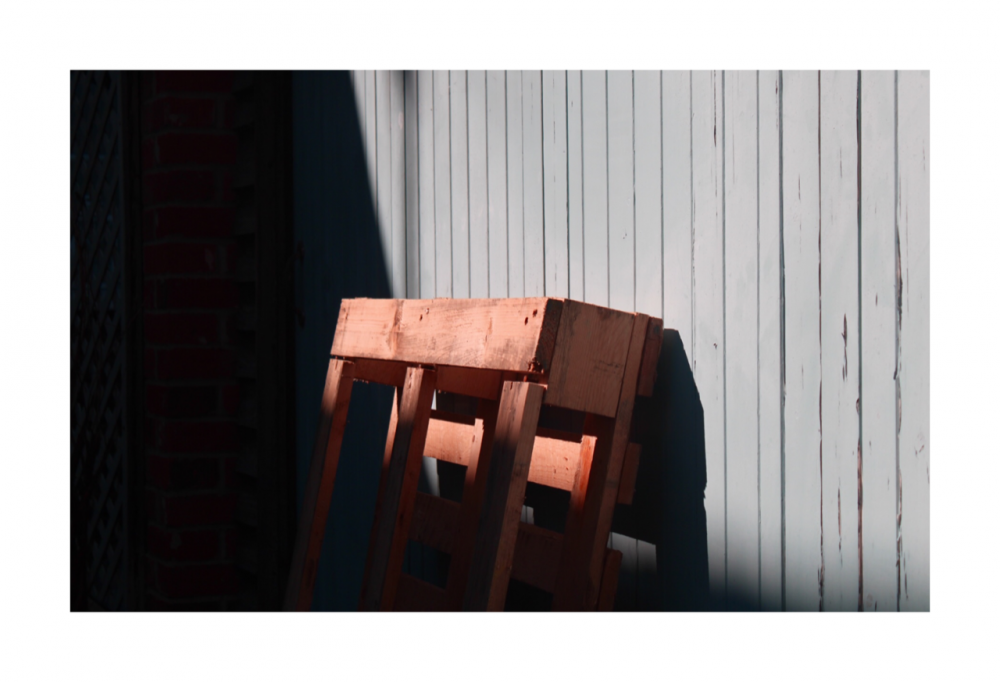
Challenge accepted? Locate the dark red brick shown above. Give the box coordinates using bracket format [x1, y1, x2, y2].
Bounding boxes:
[143, 97, 216, 133]
[146, 385, 218, 418]
[160, 421, 237, 453]
[155, 71, 234, 95]
[163, 493, 238, 526]
[143, 169, 216, 204]
[158, 278, 238, 309]
[150, 206, 234, 239]
[145, 243, 221, 276]
[148, 526, 220, 562]
[157, 132, 237, 165]
[156, 347, 233, 380]
[145, 312, 219, 345]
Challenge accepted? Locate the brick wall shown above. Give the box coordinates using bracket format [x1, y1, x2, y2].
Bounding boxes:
[140, 71, 241, 610]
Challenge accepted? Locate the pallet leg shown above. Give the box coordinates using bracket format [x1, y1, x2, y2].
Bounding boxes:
[463, 381, 545, 611]
[284, 358, 355, 611]
[359, 366, 436, 611]
[596, 548, 624, 611]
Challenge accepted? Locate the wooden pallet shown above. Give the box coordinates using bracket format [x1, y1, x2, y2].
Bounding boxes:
[284, 297, 662, 611]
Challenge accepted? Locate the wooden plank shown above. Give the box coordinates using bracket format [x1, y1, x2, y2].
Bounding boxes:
[608, 70, 635, 313]
[433, 70, 453, 298]
[597, 549, 624, 611]
[468, 71, 489, 298]
[523, 70, 545, 297]
[359, 367, 436, 611]
[390, 70, 407, 298]
[405, 70, 420, 297]
[758, 70, 783, 611]
[691, 70, 727, 600]
[611, 532, 637, 610]
[896, 70, 929, 612]
[553, 315, 650, 610]
[637, 317, 664, 397]
[819, 70, 861, 611]
[418, 71, 436, 298]
[544, 299, 636, 417]
[486, 70, 508, 297]
[617, 443, 643, 505]
[506, 71, 525, 298]
[375, 71, 394, 286]
[284, 359, 355, 611]
[409, 491, 461, 553]
[542, 70, 569, 297]
[723, 70, 760, 608]
[782, 70, 823, 611]
[395, 573, 447, 611]
[662, 70, 692, 350]
[860, 70, 898, 612]
[582, 70, 609, 306]
[350, 358, 503, 401]
[567, 70, 585, 301]
[634, 70, 662, 319]
[463, 381, 545, 610]
[445, 396, 499, 608]
[450, 71, 471, 298]
[332, 297, 563, 373]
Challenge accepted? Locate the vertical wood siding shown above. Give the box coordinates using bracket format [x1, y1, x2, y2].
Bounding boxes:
[302, 70, 929, 610]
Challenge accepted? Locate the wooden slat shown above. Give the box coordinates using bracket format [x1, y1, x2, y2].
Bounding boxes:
[463, 381, 545, 610]
[897, 70, 929, 612]
[332, 297, 564, 373]
[758, 70, 783, 611]
[582, 70, 609, 307]
[284, 359, 355, 611]
[567, 70, 585, 301]
[542, 70, 569, 298]
[723, 70, 760, 608]
[860, 70, 898, 612]
[523, 70, 545, 297]
[637, 317, 663, 397]
[409, 491, 461, 554]
[395, 573, 447, 611]
[449, 71, 470, 299]
[506, 71, 525, 299]
[597, 549, 624, 611]
[608, 69, 635, 313]
[359, 367, 436, 611]
[819, 70, 861, 611]
[616, 443, 643, 505]
[553, 315, 650, 610]
[350, 358, 503, 401]
[782, 70, 823, 611]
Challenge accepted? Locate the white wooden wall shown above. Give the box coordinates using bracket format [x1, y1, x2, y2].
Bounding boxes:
[345, 70, 929, 611]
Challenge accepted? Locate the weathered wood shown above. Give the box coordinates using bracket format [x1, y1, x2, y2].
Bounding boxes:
[582, 70, 609, 306]
[523, 70, 545, 298]
[597, 549, 624, 611]
[691, 70, 727, 600]
[332, 297, 563, 373]
[359, 367, 436, 611]
[542, 70, 569, 297]
[724, 70, 760, 607]
[819, 70, 861, 612]
[350, 357, 503, 401]
[782, 70, 823, 611]
[506, 71, 525, 299]
[758, 70, 783, 611]
[487, 70, 508, 297]
[409, 491, 461, 553]
[661, 70, 692, 350]
[616, 443, 643, 506]
[468, 70, 489, 299]
[553, 315, 650, 610]
[860, 70, 898, 612]
[284, 359, 355, 611]
[637, 317, 663, 397]
[608, 69, 635, 313]
[896, 70, 929, 612]
[395, 573, 447, 611]
[450, 71, 471, 299]
[463, 381, 545, 610]
[567, 70, 585, 301]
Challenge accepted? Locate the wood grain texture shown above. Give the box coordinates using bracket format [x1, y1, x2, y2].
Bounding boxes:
[351, 358, 502, 401]
[782, 71, 823, 611]
[418, 71, 436, 299]
[433, 70, 453, 298]
[608, 70, 635, 313]
[506, 71, 525, 298]
[567, 71, 585, 301]
[582, 70, 609, 307]
[284, 359, 355, 611]
[896, 70, 929, 612]
[486, 70, 508, 297]
[691, 70, 726, 600]
[450, 71, 471, 298]
[758, 70, 783, 610]
[332, 297, 563, 373]
[463, 381, 545, 610]
[662, 70, 692, 350]
[523, 70, 546, 298]
[542, 70, 569, 297]
[723, 70, 759, 608]
[359, 367, 436, 611]
[468, 71, 489, 298]
[860, 70, 898, 612]
[819, 70, 861, 611]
